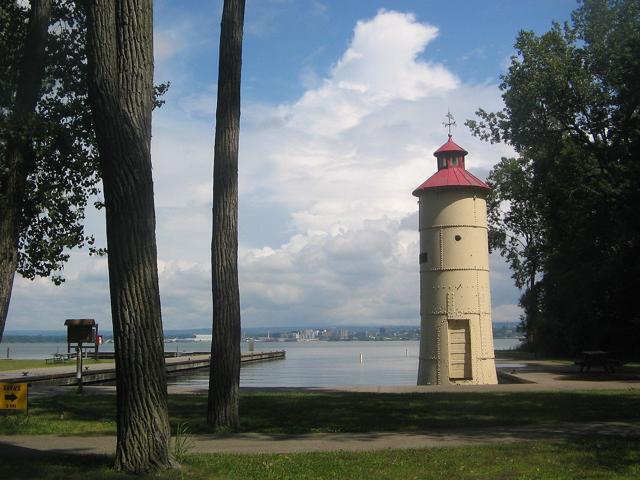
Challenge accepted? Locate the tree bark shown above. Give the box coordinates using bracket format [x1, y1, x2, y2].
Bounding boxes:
[85, 0, 171, 473]
[207, 0, 245, 430]
[0, 0, 52, 343]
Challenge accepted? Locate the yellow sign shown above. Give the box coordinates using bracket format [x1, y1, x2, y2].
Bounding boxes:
[1, 382, 28, 410]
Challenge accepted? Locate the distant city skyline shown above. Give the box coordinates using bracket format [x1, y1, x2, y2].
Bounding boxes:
[5, 320, 520, 338]
[7, 1, 577, 331]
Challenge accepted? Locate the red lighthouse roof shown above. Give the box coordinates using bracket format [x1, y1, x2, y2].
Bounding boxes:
[433, 136, 468, 156]
[412, 136, 489, 196]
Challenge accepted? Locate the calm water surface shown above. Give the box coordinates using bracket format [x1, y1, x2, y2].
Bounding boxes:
[1, 338, 520, 387]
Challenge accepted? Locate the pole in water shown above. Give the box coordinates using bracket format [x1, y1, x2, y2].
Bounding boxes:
[406, 348, 408, 357]
[6, 347, 9, 359]
[359, 352, 363, 364]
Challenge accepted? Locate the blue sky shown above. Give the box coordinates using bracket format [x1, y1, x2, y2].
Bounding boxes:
[7, 0, 577, 332]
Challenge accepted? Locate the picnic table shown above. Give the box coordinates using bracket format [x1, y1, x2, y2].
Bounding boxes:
[575, 350, 621, 373]
[45, 353, 71, 364]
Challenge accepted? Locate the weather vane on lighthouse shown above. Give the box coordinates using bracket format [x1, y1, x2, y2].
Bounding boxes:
[443, 110, 456, 138]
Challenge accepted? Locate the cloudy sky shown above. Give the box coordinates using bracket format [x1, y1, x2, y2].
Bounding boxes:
[8, 0, 577, 332]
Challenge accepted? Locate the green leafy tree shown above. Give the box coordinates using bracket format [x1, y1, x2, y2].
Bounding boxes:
[468, 0, 640, 355]
[0, 1, 167, 343]
[0, 1, 101, 342]
[485, 156, 545, 348]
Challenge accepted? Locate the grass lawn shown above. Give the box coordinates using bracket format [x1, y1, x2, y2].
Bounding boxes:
[1, 390, 639, 435]
[0, 358, 112, 372]
[1, 438, 638, 479]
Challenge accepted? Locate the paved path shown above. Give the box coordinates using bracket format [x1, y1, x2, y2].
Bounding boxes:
[1, 421, 638, 456]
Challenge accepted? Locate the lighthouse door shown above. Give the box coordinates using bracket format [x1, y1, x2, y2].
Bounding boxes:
[448, 320, 471, 380]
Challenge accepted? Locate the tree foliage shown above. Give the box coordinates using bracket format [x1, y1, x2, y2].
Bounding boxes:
[485, 157, 545, 345]
[0, 1, 168, 342]
[1, 0, 102, 285]
[468, 0, 640, 355]
[486, 157, 544, 293]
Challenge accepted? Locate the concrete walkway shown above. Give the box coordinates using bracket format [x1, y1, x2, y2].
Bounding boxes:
[0, 355, 205, 380]
[1, 421, 638, 456]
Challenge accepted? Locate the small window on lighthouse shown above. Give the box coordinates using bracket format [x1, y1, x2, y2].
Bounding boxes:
[419, 252, 428, 264]
[451, 157, 458, 166]
[455, 235, 462, 241]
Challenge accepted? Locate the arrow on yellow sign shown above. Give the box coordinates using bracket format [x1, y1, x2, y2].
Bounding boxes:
[1, 383, 28, 410]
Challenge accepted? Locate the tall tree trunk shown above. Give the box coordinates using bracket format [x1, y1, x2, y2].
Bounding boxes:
[85, 1, 171, 473]
[0, 0, 52, 343]
[207, 0, 245, 430]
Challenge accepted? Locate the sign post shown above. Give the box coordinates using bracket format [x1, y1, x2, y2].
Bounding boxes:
[95, 323, 101, 360]
[76, 345, 83, 393]
[64, 319, 96, 394]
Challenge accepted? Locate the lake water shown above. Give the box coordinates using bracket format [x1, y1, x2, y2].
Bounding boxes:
[1, 338, 520, 387]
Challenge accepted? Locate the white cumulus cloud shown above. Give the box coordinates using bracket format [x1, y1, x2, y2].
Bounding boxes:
[6, 9, 520, 332]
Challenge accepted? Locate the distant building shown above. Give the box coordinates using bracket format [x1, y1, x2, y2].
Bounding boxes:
[320, 329, 334, 340]
[300, 329, 316, 340]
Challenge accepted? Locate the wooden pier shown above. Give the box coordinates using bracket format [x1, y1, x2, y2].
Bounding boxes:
[1, 350, 286, 386]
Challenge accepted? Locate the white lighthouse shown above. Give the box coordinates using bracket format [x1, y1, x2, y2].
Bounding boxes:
[413, 120, 497, 385]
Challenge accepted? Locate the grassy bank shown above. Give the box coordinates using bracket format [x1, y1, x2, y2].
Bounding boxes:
[0, 359, 112, 372]
[1, 438, 638, 479]
[1, 390, 639, 435]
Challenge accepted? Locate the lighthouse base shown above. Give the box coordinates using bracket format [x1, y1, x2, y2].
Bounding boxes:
[417, 316, 497, 386]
